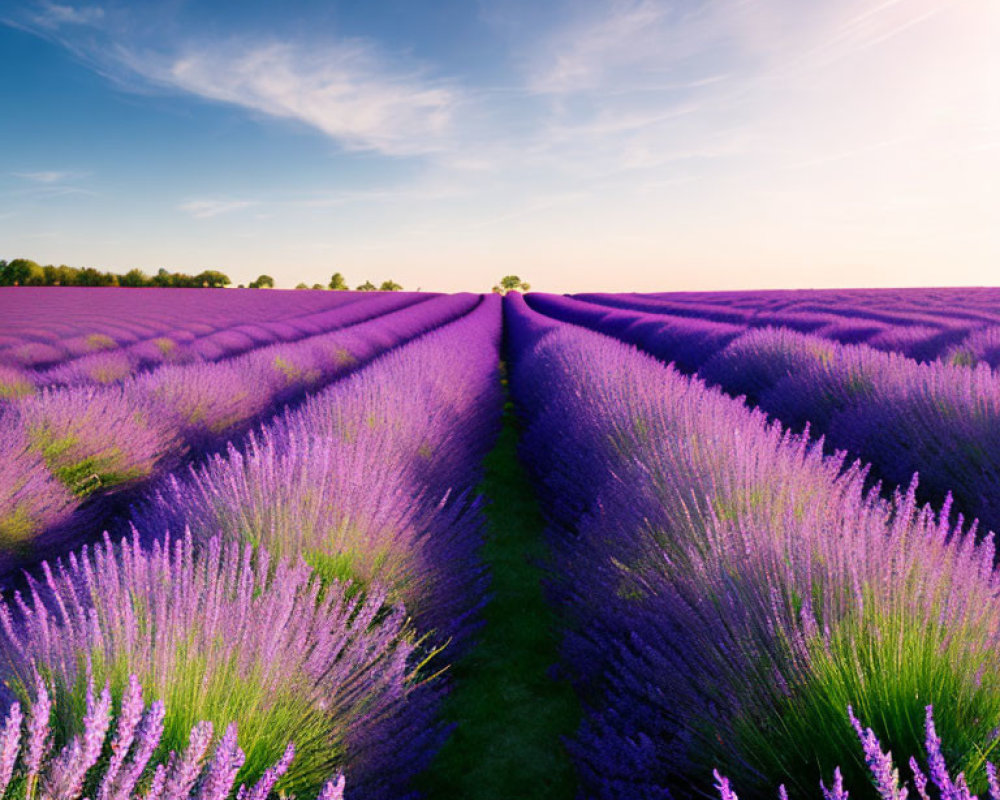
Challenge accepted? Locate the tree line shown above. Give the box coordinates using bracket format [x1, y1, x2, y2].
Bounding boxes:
[0, 260, 406, 291]
[0, 259, 531, 294]
[0, 258, 231, 288]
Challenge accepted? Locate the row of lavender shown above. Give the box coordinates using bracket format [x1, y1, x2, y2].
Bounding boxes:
[0, 294, 503, 799]
[0, 291, 432, 395]
[506, 293, 1000, 798]
[577, 287, 1000, 362]
[528, 292, 1000, 543]
[0, 287, 366, 369]
[572, 290, 1000, 364]
[0, 293, 476, 579]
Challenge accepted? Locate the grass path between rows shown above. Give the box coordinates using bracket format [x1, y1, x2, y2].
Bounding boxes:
[417, 401, 580, 799]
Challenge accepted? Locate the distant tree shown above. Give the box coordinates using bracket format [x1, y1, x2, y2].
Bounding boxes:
[378, 279, 403, 291]
[76, 268, 118, 287]
[237, 284, 246, 289]
[194, 270, 230, 288]
[491, 275, 531, 295]
[54, 265, 80, 286]
[312, 283, 324, 290]
[355, 280, 377, 291]
[152, 268, 172, 288]
[295, 282, 309, 289]
[120, 268, 150, 288]
[248, 274, 275, 289]
[329, 272, 349, 291]
[1, 258, 42, 286]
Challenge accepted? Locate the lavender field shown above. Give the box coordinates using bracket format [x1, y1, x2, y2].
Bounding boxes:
[4, 286, 1000, 800]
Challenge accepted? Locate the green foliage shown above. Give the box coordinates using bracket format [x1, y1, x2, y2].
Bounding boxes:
[119, 268, 150, 287]
[194, 269, 231, 288]
[0, 258, 43, 286]
[249, 274, 275, 289]
[29, 430, 147, 497]
[329, 272, 349, 290]
[379, 279, 404, 291]
[491, 275, 531, 294]
[0, 259, 229, 288]
[0, 506, 36, 553]
[295, 282, 310, 289]
[356, 280, 377, 291]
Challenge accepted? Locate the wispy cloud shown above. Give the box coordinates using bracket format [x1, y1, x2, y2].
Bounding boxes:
[154, 41, 458, 156]
[30, 1, 104, 28]
[179, 199, 257, 219]
[12, 170, 88, 183]
[8, 3, 460, 158]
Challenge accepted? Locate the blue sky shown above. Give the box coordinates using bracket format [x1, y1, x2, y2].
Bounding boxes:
[1, 0, 997, 292]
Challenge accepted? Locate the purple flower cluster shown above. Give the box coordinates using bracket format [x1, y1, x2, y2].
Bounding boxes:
[0, 286, 384, 371]
[0, 293, 479, 580]
[30, 292, 424, 390]
[0, 670, 345, 800]
[131, 294, 503, 645]
[697, 326, 1000, 537]
[505, 294, 1000, 798]
[574, 288, 1000, 359]
[943, 326, 1000, 369]
[0, 530, 407, 798]
[522, 291, 1000, 553]
[716, 706, 1000, 800]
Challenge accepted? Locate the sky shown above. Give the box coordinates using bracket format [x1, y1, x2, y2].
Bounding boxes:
[0, 0, 997, 293]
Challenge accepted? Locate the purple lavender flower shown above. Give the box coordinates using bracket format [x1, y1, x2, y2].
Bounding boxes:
[506, 296, 1000, 798]
[821, 767, 849, 800]
[0, 701, 22, 796]
[97, 674, 145, 800]
[24, 670, 53, 796]
[0, 531, 428, 798]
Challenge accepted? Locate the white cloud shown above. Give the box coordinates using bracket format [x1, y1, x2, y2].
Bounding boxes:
[13, 170, 82, 183]
[123, 39, 459, 157]
[32, 1, 104, 28]
[179, 199, 257, 219]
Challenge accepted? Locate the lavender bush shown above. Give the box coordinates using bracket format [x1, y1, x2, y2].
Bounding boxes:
[132, 294, 502, 647]
[505, 297, 1000, 798]
[0, 532, 433, 799]
[0, 671, 345, 800]
[0, 293, 479, 580]
[715, 706, 1000, 800]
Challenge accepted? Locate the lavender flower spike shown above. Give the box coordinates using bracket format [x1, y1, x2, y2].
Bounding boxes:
[98, 674, 145, 800]
[983, 763, 1000, 800]
[24, 670, 53, 799]
[43, 675, 113, 800]
[909, 759, 930, 800]
[314, 774, 346, 800]
[714, 769, 740, 800]
[197, 723, 246, 800]
[923, 705, 958, 799]
[110, 699, 167, 800]
[240, 742, 295, 800]
[161, 720, 214, 800]
[847, 706, 906, 800]
[820, 767, 849, 800]
[0, 701, 22, 796]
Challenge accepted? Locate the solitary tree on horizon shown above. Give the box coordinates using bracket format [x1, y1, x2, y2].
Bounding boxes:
[248, 274, 275, 289]
[329, 272, 349, 290]
[492, 275, 531, 294]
